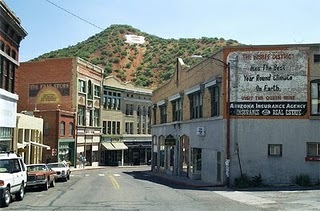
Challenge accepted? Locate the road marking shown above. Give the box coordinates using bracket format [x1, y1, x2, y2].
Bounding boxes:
[113, 174, 120, 177]
[84, 174, 89, 177]
[98, 174, 105, 176]
[108, 175, 120, 189]
[215, 191, 276, 206]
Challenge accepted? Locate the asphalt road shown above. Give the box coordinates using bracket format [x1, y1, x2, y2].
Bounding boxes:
[3, 166, 320, 210]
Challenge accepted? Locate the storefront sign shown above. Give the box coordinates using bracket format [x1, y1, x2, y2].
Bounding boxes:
[227, 50, 307, 116]
[165, 138, 176, 146]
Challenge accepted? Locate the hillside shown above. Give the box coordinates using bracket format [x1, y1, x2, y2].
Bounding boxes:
[33, 24, 241, 88]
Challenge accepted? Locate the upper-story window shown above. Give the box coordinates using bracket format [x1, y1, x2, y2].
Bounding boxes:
[0, 40, 4, 51]
[210, 85, 220, 117]
[314, 54, 320, 63]
[103, 91, 121, 110]
[5, 46, 10, 56]
[60, 121, 65, 136]
[152, 105, 157, 125]
[311, 79, 320, 115]
[126, 104, 134, 116]
[78, 79, 86, 93]
[11, 50, 16, 60]
[69, 123, 74, 136]
[78, 106, 85, 126]
[94, 85, 101, 97]
[88, 80, 93, 99]
[159, 104, 167, 124]
[172, 98, 182, 121]
[189, 91, 203, 119]
[94, 108, 100, 126]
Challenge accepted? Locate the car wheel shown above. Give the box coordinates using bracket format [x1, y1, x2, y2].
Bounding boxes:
[0, 187, 11, 207]
[50, 179, 55, 187]
[15, 183, 25, 201]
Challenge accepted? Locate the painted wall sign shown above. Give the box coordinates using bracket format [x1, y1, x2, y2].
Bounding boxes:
[35, 86, 62, 104]
[29, 82, 70, 97]
[227, 50, 307, 116]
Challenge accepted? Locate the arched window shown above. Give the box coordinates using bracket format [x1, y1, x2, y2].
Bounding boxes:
[88, 80, 93, 99]
[60, 121, 65, 136]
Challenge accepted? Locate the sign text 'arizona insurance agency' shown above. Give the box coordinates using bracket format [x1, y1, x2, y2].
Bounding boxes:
[227, 49, 307, 116]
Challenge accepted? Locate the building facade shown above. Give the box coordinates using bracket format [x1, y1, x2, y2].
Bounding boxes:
[0, 0, 27, 151]
[101, 76, 152, 166]
[14, 113, 47, 164]
[152, 44, 320, 186]
[16, 57, 103, 167]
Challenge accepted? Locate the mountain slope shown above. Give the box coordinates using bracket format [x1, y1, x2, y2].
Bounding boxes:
[33, 24, 241, 88]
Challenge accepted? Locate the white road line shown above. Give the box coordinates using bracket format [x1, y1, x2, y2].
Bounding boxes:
[113, 174, 120, 177]
[215, 191, 276, 206]
[98, 174, 105, 176]
[84, 174, 89, 177]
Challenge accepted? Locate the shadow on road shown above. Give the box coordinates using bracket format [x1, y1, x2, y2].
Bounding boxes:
[122, 170, 219, 191]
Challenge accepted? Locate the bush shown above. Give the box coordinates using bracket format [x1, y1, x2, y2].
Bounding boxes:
[234, 174, 251, 188]
[234, 174, 264, 188]
[295, 174, 311, 186]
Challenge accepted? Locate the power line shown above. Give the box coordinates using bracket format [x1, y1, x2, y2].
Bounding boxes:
[45, 0, 104, 30]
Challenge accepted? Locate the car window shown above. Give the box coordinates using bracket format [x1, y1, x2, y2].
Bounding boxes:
[11, 159, 21, 172]
[0, 160, 10, 173]
[19, 159, 26, 171]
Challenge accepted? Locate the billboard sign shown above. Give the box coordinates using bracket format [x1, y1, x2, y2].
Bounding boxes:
[227, 50, 307, 116]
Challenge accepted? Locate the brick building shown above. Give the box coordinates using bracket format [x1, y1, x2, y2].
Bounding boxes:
[152, 44, 320, 186]
[16, 57, 103, 167]
[0, 0, 27, 151]
[101, 76, 152, 166]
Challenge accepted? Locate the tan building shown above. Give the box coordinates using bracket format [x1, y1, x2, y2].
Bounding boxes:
[0, 0, 27, 151]
[101, 76, 152, 166]
[152, 44, 320, 186]
[14, 113, 48, 164]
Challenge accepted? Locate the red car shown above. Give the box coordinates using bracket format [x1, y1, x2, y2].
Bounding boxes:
[26, 164, 56, 190]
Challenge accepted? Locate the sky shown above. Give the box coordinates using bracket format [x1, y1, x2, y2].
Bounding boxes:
[4, 0, 320, 62]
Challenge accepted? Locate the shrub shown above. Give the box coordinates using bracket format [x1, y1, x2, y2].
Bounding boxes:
[234, 174, 264, 188]
[295, 174, 311, 186]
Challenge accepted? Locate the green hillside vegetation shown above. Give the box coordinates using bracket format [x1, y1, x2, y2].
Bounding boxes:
[33, 24, 241, 88]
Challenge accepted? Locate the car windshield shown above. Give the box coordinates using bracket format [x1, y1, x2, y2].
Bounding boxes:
[47, 163, 66, 168]
[27, 165, 47, 171]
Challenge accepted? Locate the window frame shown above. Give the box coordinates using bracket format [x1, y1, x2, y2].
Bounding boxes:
[159, 104, 167, 124]
[189, 91, 203, 119]
[268, 144, 282, 157]
[311, 79, 320, 116]
[60, 121, 65, 136]
[210, 85, 220, 117]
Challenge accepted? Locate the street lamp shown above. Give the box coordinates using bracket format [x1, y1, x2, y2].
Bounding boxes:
[191, 55, 231, 186]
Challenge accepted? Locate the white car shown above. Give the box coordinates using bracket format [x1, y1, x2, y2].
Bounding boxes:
[47, 162, 71, 181]
[0, 152, 27, 207]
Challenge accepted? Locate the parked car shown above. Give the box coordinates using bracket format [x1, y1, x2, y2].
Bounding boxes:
[47, 162, 71, 181]
[26, 164, 56, 190]
[0, 152, 27, 207]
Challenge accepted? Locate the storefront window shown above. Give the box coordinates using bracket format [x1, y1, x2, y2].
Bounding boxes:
[192, 148, 202, 173]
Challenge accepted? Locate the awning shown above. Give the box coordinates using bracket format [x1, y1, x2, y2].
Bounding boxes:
[111, 142, 128, 150]
[101, 142, 128, 150]
[26, 141, 51, 150]
[101, 142, 114, 150]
